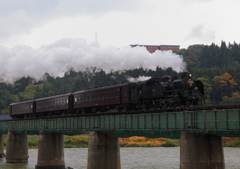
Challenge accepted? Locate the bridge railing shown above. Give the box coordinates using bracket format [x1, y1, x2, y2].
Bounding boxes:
[0, 109, 240, 137]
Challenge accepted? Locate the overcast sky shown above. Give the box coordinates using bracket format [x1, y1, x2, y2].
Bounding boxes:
[0, 0, 239, 82]
[1, 0, 239, 49]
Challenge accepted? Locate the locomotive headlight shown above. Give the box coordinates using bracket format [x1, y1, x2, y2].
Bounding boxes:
[189, 74, 192, 77]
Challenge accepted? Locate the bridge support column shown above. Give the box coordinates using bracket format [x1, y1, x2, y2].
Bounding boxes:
[5, 131, 28, 163]
[36, 131, 65, 169]
[0, 134, 4, 157]
[87, 131, 121, 169]
[180, 131, 225, 169]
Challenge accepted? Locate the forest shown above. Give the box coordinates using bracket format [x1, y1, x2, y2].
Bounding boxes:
[1, 41, 240, 114]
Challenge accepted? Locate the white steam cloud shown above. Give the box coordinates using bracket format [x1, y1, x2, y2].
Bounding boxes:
[0, 38, 186, 82]
[127, 76, 152, 82]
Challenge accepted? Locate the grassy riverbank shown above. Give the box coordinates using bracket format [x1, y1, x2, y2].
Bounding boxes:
[2, 135, 240, 148]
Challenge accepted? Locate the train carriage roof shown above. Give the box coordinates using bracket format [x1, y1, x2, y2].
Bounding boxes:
[9, 82, 135, 106]
[10, 100, 35, 106]
[35, 93, 72, 101]
[72, 82, 133, 95]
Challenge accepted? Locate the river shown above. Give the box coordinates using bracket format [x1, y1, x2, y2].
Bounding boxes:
[0, 147, 240, 169]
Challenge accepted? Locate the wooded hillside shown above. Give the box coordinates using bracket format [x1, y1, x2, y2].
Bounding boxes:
[1, 41, 240, 114]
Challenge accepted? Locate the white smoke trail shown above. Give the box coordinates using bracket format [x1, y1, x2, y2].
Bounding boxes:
[127, 76, 152, 82]
[0, 38, 186, 82]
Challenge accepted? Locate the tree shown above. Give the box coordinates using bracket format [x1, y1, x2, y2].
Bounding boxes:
[220, 72, 238, 89]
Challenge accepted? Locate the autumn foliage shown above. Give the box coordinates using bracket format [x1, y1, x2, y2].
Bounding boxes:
[220, 73, 238, 88]
[119, 136, 178, 147]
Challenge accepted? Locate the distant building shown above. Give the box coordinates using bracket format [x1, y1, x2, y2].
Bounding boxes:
[130, 44, 180, 53]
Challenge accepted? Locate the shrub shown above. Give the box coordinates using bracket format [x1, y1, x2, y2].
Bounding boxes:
[223, 140, 240, 147]
[28, 136, 39, 147]
[162, 140, 178, 147]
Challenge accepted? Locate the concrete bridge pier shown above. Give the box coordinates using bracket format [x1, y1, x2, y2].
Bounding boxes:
[5, 131, 29, 163]
[35, 131, 65, 169]
[180, 131, 225, 169]
[0, 134, 4, 157]
[87, 131, 121, 169]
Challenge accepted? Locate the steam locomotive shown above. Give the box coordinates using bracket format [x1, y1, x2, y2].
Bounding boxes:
[9, 72, 204, 119]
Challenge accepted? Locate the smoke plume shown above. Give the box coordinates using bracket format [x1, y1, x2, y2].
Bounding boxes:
[0, 38, 186, 82]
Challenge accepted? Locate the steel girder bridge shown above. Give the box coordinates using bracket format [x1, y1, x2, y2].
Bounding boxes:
[0, 109, 240, 138]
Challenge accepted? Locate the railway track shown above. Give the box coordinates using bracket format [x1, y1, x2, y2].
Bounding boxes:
[2, 103, 240, 122]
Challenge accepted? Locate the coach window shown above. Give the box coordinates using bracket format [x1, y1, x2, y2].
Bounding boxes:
[75, 98, 77, 102]
[123, 90, 127, 96]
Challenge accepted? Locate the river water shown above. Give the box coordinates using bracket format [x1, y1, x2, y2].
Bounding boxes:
[0, 147, 240, 169]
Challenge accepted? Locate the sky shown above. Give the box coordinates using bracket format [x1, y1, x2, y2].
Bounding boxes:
[1, 0, 239, 49]
[0, 0, 239, 82]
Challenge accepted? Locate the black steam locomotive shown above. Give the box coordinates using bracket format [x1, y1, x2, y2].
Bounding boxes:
[10, 72, 204, 118]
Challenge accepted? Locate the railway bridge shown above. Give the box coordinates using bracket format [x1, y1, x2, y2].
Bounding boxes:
[0, 108, 240, 169]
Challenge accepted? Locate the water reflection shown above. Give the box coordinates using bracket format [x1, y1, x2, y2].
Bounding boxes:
[0, 158, 29, 169]
[0, 147, 239, 169]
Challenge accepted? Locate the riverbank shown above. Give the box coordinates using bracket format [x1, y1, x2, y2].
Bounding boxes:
[3, 135, 240, 148]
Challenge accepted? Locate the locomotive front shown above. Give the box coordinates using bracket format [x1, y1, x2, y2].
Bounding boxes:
[178, 72, 205, 106]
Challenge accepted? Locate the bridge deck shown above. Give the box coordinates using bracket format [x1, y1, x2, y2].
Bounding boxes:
[1, 109, 240, 138]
